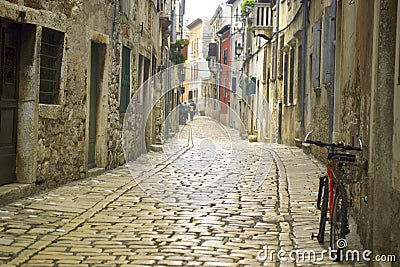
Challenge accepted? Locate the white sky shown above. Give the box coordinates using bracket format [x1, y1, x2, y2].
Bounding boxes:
[184, 0, 227, 23]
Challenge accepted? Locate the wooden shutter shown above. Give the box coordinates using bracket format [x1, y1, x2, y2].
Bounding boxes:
[312, 21, 321, 88]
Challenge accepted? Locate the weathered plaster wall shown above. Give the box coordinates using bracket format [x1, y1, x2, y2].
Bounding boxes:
[369, 0, 400, 261]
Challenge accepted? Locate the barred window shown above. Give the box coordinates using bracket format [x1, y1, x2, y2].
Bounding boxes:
[39, 28, 64, 104]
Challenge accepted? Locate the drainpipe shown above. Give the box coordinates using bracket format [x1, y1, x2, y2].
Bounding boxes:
[272, 0, 280, 82]
[227, 2, 234, 127]
[272, 0, 280, 143]
[300, 0, 308, 134]
[165, 46, 170, 139]
[329, 0, 337, 143]
[217, 32, 222, 117]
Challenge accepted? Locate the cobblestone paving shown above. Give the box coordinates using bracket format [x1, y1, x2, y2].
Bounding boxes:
[0, 117, 365, 266]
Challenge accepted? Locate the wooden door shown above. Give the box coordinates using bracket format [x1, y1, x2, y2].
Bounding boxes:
[88, 42, 99, 168]
[0, 21, 19, 185]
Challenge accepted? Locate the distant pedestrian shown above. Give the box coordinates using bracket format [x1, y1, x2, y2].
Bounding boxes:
[183, 102, 189, 122]
[179, 102, 189, 125]
[189, 101, 196, 121]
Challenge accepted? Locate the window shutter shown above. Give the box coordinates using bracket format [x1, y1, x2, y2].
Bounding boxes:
[283, 53, 288, 104]
[312, 21, 321, 88]
[232, 77, 237, 93]
[289, 48, 295, 104]
[322, 6, 332, 84]
[120, 46, 131, 113]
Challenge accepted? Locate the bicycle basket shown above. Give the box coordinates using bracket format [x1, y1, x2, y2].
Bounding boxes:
[331, 153, 364, 184]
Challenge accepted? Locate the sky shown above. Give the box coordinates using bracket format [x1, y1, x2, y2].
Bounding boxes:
[184, 0, 227, 23]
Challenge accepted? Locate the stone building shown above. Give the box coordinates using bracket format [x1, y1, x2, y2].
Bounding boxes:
[0, 0, 174, 203]
[262, 0, 399, 262]
[183, 18, 211, 110]
[242, 0, 273, 140]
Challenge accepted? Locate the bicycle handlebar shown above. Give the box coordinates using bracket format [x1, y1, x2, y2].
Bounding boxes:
[304, 131, 362, 152]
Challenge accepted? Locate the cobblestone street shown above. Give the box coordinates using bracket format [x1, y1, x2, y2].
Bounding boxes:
[0, 118, 365, 266]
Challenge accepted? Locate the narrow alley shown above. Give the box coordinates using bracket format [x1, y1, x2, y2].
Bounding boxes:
[0, 0, 399, 265]
[0, 118, 365, 266]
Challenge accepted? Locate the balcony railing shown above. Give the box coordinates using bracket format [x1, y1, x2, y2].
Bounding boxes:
[252, 3, 273, 29]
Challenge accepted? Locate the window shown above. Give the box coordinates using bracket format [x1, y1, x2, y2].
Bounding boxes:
[232, 77, 237, 93]
[283, 52, 288, 104]
[120, 46, 131, 113]
[289, 47, 295, 104]
[39, 28, 64, 104]
[263, 48, 268, 82]
[223, 48, 228, 65]
[278, 35, 284, 78]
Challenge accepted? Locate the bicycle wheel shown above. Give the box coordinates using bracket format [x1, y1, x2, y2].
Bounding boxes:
[317, 175, 327, 209]
[330, 185, 348, 262]
[317, 176, 329, 243]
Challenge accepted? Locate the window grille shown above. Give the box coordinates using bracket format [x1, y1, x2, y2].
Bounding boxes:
[39, 27, 64, 104]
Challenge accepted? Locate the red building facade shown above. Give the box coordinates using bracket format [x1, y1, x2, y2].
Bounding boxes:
[218, 25, 231, 116]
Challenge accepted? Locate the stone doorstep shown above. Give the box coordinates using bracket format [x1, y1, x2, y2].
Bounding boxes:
[0, 183, 37, 206]
[248, 135, 258, 142]
[151, 144, 164, 152]
[86, 167, 105, 178]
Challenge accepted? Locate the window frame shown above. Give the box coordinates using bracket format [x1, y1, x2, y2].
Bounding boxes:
[39, 27, 65, 105]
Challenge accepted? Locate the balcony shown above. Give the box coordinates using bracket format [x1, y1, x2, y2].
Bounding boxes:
[251, 2, 273, 31]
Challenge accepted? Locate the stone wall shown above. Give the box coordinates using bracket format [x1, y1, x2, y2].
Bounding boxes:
[334, 0, 374, 249]
[0, 0, 162, 190]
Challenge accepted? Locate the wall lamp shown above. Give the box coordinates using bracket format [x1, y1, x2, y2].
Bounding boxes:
[235, 43, 243, 57]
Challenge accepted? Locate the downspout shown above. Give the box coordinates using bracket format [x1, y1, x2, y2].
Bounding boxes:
[227, 2, 234, 127]
[272, 0, 280, 81]
[217, 32, 222, 107]
[300, 0, 308, 133]
[329, 0, 337, 143]
[273, 0, 280, 142]
[165, 46, 170, 139]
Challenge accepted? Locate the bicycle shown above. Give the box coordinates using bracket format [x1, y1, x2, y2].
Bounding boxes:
[304, 131, 367, 261]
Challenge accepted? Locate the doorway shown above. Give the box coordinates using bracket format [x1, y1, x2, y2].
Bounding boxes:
[0, 21, 19, 186]
[88, 42, 105, 168]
